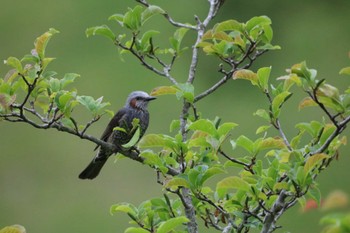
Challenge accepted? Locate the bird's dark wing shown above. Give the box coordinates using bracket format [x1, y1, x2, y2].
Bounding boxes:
[94, 108, 128, 151]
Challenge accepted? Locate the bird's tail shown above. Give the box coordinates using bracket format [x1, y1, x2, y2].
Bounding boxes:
[79, 156, 108, 180]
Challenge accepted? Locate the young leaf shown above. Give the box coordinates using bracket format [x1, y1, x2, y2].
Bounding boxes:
[4, 57, 23, 72]
[165, 177, 190, 190]
[217, 176, 250, 193]
[122, 126, 141, 148]
[217, 122, 238, 137]
[299, 97, 317, 110]
[140, 30, 160, 51]
[304, 153, 328, 174]
[339, 66, 350, 75]
[254, 109, 270, 122]
[123, 6, 143, 31]
[245, 16, 272, 32]
[257, 66, 271, 91]
[141, 5, 165, 24]
[236, 135, 254, 154]
[169, 28, 189, 53]
[86, 25, 116, 41]
[188, 119, 217, 137]
[140, 151, 168, 174]
[256, 125, 271, 134]
[232, 69, 258, 86]
[151, 86, 179, 96]
[124, 227, 150, 233]
[108, 13, 125, 26]
[308, 185, 322, 207]
[258, 137, 286, 151]
[176, 83, 194, 103]
[34, 28, 59, 59]
[61, 73, 79, 88]
[139, 134, 177, 150]
[110, 202, 138, 216]
[157, 216, 189, 233]
[214, 19, 243, 33]
[271, 91, 292, 117]
[200, 167, 226, 186]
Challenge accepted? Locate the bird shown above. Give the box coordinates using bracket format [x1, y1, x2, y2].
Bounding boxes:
[79, 91, 156, 180]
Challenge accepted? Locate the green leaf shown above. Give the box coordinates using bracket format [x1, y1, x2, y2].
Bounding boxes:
[34, 28, 59, 59]
[339, 66, 350, 75]
[200, 167, 226, 186]
[214, 19, 243, 33]
[140, 30, 160, 51]
[176, 83, 194, 103]
[123, 126, 140, 148]
[254, 109, 270, 121]
[49, 78, 61, 92]
[236, 135, 254, 154]
[124, 227, 149, 233]
[123, 5, 143, 31]
[256, 125, 271, 134]
[61, 73, 79, 88]
[271, 91, 292, 117]
[304, 153, 328, 174]
[141, 5, 165, 24]
[257, 66, 271, 91]
[217, 176, 250, 198]
[41, 57, 55, 70]
[4, 57, 23, 72]
[108, 13, 125, 26]
[76, 95, 109, 116]
[232, 69, 258, 86]
[188, 119, 217, 137]
[157, 216, 189, 233]
[60, 117, 76, 129]
[165, 177, 190, 190]
[245, 16, 271, 32]
[140, 151, 168, 174]
[308, 185, 322, 206]
[169, 28, 189, 53]
[139, 134, 177, 150]
[86, 25, 115, 41]
[110, 202, 138, 216]
[217, 122, 238, 137]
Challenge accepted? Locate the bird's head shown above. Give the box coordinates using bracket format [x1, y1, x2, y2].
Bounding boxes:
[125, 91, 156, 110]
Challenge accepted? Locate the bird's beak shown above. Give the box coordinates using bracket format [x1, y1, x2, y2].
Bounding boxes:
[146, 96, 157, 101]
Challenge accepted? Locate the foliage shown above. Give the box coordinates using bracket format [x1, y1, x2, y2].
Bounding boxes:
[0, 28, 113, 147]
[1, 1, 350, 233]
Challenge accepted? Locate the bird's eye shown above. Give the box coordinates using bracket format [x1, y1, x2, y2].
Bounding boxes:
[135, 97, 142, 101]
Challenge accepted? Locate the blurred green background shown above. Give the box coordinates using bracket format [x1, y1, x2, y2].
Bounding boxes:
[1, 0, 350, 232]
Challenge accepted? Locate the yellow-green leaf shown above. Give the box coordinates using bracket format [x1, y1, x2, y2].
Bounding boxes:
[299, 97, 317, 110]
[34, 28, 59, 59]
[304, 153, 328, 174]
[150, 86, 179, 96]
[339, 66, 350, 75]
[0, 225, 26, 233]
[157, 216, 189, 233]
[165, 177, 190, 190]
[232, 69, 258, 86]
[217, 176, 250, 192]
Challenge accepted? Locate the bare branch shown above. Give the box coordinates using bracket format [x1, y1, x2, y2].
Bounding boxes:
[135, 0, 197, 30]
[194, 73, 232, 103]
[115, 40, 178, 85]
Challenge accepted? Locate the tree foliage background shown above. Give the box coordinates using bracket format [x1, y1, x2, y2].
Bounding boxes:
[1, 0, 350, 232]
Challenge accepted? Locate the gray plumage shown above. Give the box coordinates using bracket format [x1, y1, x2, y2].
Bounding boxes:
[79, 91, 156, 180]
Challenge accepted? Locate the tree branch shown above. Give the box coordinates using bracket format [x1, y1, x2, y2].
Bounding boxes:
[135, 0, 197, 30]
